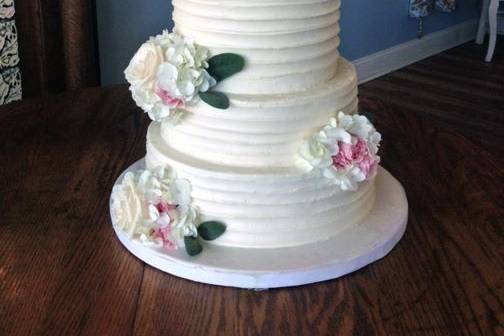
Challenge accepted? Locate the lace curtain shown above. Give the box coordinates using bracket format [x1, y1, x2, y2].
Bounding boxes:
[0, 0, 22, 105]
[410, 0, 457, 18]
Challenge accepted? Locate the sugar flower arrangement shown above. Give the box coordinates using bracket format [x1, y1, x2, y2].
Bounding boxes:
[111, 166, 226, 256]
[299, 112, 382, 191]
[125, 30, 245, 124]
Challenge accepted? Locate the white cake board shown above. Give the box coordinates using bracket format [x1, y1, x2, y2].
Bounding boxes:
[110, 159, 408, 289]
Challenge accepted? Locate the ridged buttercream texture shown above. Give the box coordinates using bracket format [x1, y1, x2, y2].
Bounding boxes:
[174, 0, 342, 94]
[145, 0, 374, 248]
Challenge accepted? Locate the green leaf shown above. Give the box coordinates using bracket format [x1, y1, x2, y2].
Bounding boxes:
[184, 236, 203, 256]
[208, 53, 245, 82]
[199, 91, 230, 109]
[198, 221, 227, 241]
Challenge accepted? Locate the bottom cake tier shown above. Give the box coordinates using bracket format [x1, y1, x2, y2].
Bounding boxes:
[110, 160, 407, 288]
[146, 122, 377, 249]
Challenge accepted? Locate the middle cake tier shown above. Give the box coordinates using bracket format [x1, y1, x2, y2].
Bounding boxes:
[161, 58, 357, 168]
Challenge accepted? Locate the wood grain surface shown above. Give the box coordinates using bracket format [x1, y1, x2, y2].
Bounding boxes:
[1, 41, 503, 335]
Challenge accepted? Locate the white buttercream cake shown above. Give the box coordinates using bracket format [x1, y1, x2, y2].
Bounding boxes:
[140, 0, 376, 249]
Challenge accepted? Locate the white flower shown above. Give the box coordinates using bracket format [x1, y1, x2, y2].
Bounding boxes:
[165, 35, 195, 67]
[299, 137, 332, 170]
[318, 118, 352, 155]
[173, 205, 199, 239]
[337, 111, 382, 156]
[156, 63, 196, 103]
[111, 172, 149, 237]
[112, 165, 200, 246]
[151, 30, 173, 48]
[160, 32, 209, 69]
[126, 31, 217, 124]
[336, 112, 374, 139]
[323, 165, 367, 191]
[130, 81, 183, 125]
[136, 170, 163, 204]
[111, 164, 209, 255]
[152, 165, 177, 187]
[298, 118, 352, 171]
[125, 41, 164, 88]
[298, 112, 382, 192]
[193, 44, 211, 69]
[368, 131, 382, 155]
[148, 101, 171, 121]
[130, 85, 159, 113]
[156, 63, 180, 95]
[199, 70, 217, 93]
[170, 178, 192, 205]
[148, 204, 171, 228]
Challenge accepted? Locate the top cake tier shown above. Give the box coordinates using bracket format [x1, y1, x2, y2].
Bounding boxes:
[173, 0, 341, 95]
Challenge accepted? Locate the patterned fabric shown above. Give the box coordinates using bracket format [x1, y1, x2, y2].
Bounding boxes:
[0, 0, 21, 105]
[410, 0, 456, 18]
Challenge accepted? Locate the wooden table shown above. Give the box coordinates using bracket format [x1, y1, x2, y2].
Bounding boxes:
[1, 83, 503, 335]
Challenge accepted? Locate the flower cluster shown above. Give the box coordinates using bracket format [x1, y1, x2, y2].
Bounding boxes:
[124, 31, 216, 124]
[111, 166, 199, 250]
[299, 112, 382, 191]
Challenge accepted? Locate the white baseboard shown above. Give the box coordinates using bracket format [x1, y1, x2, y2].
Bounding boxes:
[352, 19, 479, 84]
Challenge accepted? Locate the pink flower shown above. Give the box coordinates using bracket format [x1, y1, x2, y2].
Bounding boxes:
[332, 142, 353, 169]
[332, 138, 379, 179]
[356, 154, 378, 178]
[152, 227, 176, 250]
[154, 201, 177, 228]
[155, 86, 184, 108]
[151, 201, 178, 250]
[352, 139, 368, 162]
[352, 139, 378, 179]
[156, 202, 177, 213]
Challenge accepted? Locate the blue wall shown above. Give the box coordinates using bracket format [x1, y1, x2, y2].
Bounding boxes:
[339, 0, 479, 60]
[97, 0, 479, 86]
[96, 0, 174, 86]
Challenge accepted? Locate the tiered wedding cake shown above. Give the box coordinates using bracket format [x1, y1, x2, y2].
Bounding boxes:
[149, 0, 370, 247]
[111, 0, 407, 286]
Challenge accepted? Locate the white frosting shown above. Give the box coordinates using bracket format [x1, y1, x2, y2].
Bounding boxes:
[146, 122, 376, 248]
[173, 0, 341, 94]
[145, 59, 369, 248]
[161, 59, 357, 168]
[139, 0, 377, 249]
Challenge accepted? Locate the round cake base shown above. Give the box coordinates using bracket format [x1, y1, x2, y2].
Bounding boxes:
[110, 159, 408, 289]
